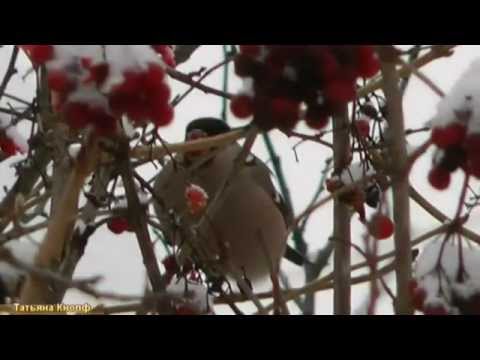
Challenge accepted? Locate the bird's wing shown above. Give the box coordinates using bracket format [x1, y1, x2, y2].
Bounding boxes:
[243, 154, 308, 267]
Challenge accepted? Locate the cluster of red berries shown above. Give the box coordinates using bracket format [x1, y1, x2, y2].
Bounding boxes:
[429, 106, 480, 190]
[409, 278, 480, 315]
[230, 45, 380, 131]
[20, 45, 175, 136]
[107, 63, 173, 128]
[409, 280, 449, 315]
[162, 255, 197, 284]
[409, 279, 480, 315]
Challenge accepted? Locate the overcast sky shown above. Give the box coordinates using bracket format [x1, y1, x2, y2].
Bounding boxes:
[1, 45, 479, 315]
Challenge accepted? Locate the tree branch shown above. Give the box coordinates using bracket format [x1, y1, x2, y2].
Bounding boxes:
[379, 47, 413, 315]
[332, 107, 352, 315]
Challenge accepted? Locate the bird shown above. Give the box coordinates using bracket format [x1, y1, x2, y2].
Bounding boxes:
[153, 118, 306, 284]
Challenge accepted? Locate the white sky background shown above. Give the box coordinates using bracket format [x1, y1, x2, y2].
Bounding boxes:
[1, 45, 480, 315]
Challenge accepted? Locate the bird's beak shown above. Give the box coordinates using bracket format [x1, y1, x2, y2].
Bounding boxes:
[185, 129, 209, 158]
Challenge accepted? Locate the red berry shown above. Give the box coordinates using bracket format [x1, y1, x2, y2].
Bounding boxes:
[305, 106, 329, 130]
[162, 255, 180, 274]
[21, 45, 54, 66]
[151, 45, 166, 53]
[151, 45, 176, 67]
[86, 63, 110, 87]
[182, 259, 194, 274]
[185, 184, 208, 215]
[466, 133, 480, 148]
[152, 104, 174, 127]
[144, 64, 166, 90]
[326, 178, 343, 193]
[467, 157, 480, 179]
[188, 270, 201, 282]
[152, 81, 172, 103]
[465, 133, 480, 154]
[93, 112, 118, 137]
[311, 47, 339, 81]
[47, 70, 75, 93]
[356, 46, 380, 78]
[408, 279, 418, 293]
[369, 214, 394, 240]
[108, 66, 172, 127]
[465, 134, 480, 178]
[231, 95, 254, 119]
[63, 102, 91, 130]
[80, 57, 93, 69]
[270, 98, 300, 128]
[423, 304, 448, 315]
[234, 54, 261, 78]
[355, 119, 370, 138]
[0, 137, 18, 157]
[107, 217, 130, 235]
[239, 45, 262, 58]
[63, 101, 117, 135]
[409, 282, 427, 311]
[431, 123, 466, 148]
[51, 91, 67, 113]
[325, 79, 356, 104]
[175, 305, 198, 316]
[428, 166, 451, 190]
[162, 48, 176, 68]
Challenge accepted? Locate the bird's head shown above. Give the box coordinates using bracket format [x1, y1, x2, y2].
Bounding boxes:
[185, 118, 231, 141]
[185, 118, 231, 159]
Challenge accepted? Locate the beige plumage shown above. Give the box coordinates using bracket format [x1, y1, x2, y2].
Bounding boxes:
[153, 120, 291, 282]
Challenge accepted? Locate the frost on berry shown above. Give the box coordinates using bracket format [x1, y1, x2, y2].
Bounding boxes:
[429, 59, 480, 188]
[0, 115, 28, 157]
[185, 184, 209, 215]
[167, 278, 213, 316]
[18, 45, 175, 136]
[414, 240, 480, 315]
[231, 45, 380, 131]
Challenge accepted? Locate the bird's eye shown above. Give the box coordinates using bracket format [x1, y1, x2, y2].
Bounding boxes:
[187, 129, 208, 141]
